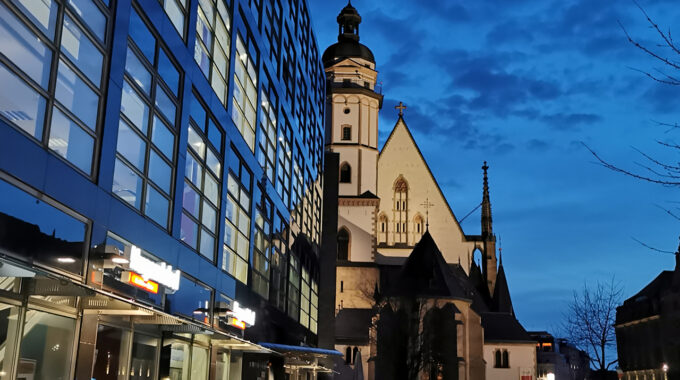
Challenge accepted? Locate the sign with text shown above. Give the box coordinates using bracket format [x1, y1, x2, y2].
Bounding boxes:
[129, 246, 180, 291]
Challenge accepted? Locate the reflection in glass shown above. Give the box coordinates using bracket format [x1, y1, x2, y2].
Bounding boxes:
[66, 0, 106, 41]
[48, 107, 94, 173]
[163, 341, 189, 380]
[55, 59, 99, 129]
[130, 334, 157, 380]
[0, 303, 20, 380]
[0, 3, 52, 88]
[165, 275, 212, 321]
[116, 120, 146, 171]
[148, 150, 171, 193]
[214, 350, 230, 380]
[121, 81, 149, 133]
[145, 184, 168, 227]
[155, 85, 176, 124]
[11, 0, 58, 38]
[0, 178, 86, 274]
[182, 183, 200, 218]
[112, 159, 143, 209]
[125, 46, 151, 95]
[18, 310, 75, 380]
[92, 325, 129, 380]
[0, 62, 47, 139]
[60, 15, 102, 86]
[151, 116, 174, 160]
[158, 49, 180, 96]
[180, 213, 198, 248]
[128, 9, 155, 63]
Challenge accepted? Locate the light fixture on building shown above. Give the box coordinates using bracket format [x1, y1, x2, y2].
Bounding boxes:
[546, 373, 555, 380]
[111, 257, 129, 264]
[57, 257, 76, 263]
[663, 363, 669, 372]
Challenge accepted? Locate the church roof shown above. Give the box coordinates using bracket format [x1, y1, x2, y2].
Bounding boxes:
[384, 231, 469, 299]
[491, 262, 515, 315]
[481, 312, 534, 343]
[469, 261, 492, 307]
[379, 116, 467, 238]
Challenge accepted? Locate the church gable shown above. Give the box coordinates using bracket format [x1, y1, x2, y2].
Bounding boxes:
[377, 117, 474, 266]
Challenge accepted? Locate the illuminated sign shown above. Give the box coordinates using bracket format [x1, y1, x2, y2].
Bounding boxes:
[228, 302, 256, 327]
[228, 317, 247, 330]
[129, 246, 180, 291]
[123, 272, 159, 294]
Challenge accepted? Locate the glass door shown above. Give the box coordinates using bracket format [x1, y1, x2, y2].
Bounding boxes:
[129, 333, 158, 380]
[91, 324, 130, 380]
[0, 301, 21, 380]
[214, 350, 230, 380]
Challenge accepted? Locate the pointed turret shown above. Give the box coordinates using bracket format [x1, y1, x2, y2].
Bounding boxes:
[480, 162, 498, 295]
[492, 259, 514, 315]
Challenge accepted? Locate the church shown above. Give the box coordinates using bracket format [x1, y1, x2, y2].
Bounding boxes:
[322, 3, 536, 380]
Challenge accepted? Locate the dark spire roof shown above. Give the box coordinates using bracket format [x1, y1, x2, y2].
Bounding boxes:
[469, 260, 491, 305]
[481, 161, 493, 238]
[491, 261, 514, 315]
[322, 3, 375, 67]
[384, 231, 468, 299]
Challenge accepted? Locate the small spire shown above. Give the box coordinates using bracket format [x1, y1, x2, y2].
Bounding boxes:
[498, 236, 503, 265]
[481, 161, 493, 237]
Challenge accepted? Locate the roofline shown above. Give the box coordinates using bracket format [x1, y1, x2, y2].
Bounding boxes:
[484, 339, 537, 344]
[379, 115, 468, 238]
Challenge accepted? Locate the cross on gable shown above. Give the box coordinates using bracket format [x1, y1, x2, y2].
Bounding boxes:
[420, 197, 435, 228]
[395, 101, 407, 116]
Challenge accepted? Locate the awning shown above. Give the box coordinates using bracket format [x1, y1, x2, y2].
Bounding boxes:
[258, 343, 343, 357]
[259, 343, 342, 374]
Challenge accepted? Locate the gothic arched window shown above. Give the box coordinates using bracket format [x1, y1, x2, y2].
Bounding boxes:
[502, 350, 509, 368]
[340, 163, 351, 183]
[345, 346, 352, 364]
[378, 213, 388, 243]
[494, 350, 502, 368]
[352, 347, 359, 364]
[393, 176, 408, 244]
[338, 227, 350, 260]
[414, 214, 424, 237]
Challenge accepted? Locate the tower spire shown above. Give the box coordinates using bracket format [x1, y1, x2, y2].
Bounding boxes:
[481, 161, 493, 237]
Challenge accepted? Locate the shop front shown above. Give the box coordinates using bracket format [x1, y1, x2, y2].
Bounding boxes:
[0, 248, 269, 380]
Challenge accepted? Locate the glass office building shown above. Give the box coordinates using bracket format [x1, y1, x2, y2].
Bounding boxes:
[0, 0, 328, 378]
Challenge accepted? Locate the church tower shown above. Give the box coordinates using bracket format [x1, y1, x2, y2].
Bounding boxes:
[323, 2, 383, 197]
[481, 162, 498, 295]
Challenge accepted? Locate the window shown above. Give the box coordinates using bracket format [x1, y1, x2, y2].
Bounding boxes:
[0, 177, 88, 275]
[276, 121, 292, 207]
[223, 152, 252, 284]
[494, 349, 509, 368]
[194, 0, 232, 103]
[300, 267, 310, 328]
[341, 125, 351, 140]
[19, 310, 76, 379]
[310, 279, 318, 333]
[414, 214, 424, 237]
[159, 0, 188, 38]
[378, 213, 388, 243]
[345, 347, 351, 365]
[231, 33, 258, 151]
[339, 163, 351, 183]
[166, 275, 213, 324]
[180, 92, 223, 260]
[0, 0, 110, 175]
[337, 228, 349, 260]
[270, 213, 288, 310]
[287, 254, 300, 321]
[113, 9, 182, 229]
[252, 195, 273, 299]
[257, 74, 278, 183]
[393, 176, 408, 243]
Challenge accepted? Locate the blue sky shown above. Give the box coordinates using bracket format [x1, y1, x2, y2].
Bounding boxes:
[309, 1, 680, 332]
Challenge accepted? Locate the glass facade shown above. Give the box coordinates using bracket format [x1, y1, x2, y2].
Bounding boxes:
[0, 0, 326, 377]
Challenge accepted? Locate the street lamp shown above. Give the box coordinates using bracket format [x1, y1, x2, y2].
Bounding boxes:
[663, 363, 669, 380]
[546, 373, 555, 380]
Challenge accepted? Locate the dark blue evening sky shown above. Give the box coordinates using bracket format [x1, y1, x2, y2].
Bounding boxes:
[310, 0, 680, 332]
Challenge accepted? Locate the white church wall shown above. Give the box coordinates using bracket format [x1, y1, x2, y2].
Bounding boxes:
[377, 119, 476, 269]
[336, 266, 379, 309]
[484, 342, 537, 380]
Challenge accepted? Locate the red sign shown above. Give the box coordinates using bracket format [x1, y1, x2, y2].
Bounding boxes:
[125, 272, 159, 294]
[228, 317, 247, 330]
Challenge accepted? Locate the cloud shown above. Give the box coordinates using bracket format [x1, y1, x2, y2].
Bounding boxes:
[527, 139, 551, 151]
[541, 113, 603, 130]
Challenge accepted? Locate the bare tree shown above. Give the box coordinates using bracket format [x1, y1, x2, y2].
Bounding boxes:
[585, 2, 680, 187]
[562, 278, 623, 378]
